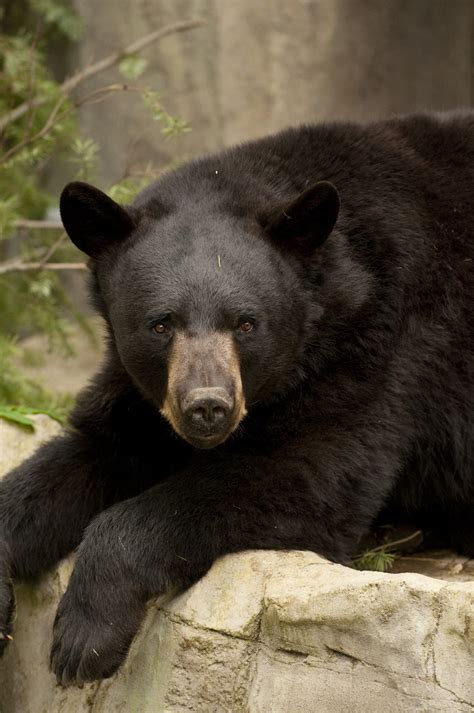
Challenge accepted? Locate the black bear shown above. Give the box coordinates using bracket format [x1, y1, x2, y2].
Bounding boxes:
[0, 111, 473, 685]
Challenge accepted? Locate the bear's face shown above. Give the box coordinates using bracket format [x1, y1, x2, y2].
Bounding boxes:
[60, 180, 339, 448]
[99, 212, 310, 448]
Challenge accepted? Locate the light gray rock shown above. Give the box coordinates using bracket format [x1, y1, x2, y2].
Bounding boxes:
[1, 418, 473, 712]
[0, 414, 62, 479]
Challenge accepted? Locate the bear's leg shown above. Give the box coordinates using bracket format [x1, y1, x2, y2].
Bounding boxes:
[0, 433, 128, 578]
[50, 445, 396, 684]
[0, 430, 146, 654]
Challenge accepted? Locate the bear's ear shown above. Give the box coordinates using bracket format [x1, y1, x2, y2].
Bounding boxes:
[60, 181, 136, 258]
[264, 181, 339, 256]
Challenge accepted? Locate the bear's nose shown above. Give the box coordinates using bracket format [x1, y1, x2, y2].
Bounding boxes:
[182, 388, 233, 435]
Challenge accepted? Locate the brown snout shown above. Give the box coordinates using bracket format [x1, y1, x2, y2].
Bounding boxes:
[160, 332, 247, 448]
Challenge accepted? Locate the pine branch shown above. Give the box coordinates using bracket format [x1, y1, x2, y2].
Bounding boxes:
[1, 92, 69, 165]
[2, 84, 133, 165]
[353, 529, 423, 561]
[0, 19, 203, 134]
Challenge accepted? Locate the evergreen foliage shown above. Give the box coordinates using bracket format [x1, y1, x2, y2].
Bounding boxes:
[0, 2, 192, 426]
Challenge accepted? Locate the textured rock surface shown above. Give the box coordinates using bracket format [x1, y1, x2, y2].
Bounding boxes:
[0, 414, 62, 479]
[68, 0, 473, 186]
[1, 418, 473, 712]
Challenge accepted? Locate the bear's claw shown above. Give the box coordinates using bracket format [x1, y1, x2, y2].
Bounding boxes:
[0, 544, 15, 658]
[50, 584, 142, 685]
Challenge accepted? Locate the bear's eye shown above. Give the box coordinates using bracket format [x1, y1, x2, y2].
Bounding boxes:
[150, 314, 174, 337]
[238, 320, 254, 333]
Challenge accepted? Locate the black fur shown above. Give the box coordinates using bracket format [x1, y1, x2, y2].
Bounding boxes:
[1, 111, 473, 684]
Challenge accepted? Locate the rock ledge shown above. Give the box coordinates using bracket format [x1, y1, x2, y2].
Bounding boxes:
[0, 417, 473, 713]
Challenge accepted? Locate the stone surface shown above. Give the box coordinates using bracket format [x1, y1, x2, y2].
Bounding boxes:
[0, 414, 62, 479]
[65, 1, 473, 187]
[391, 550, 474, 582]
[1, 418, 473, 712]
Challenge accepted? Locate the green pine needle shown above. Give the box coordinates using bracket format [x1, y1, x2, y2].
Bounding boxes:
[353, 549, 396, 573]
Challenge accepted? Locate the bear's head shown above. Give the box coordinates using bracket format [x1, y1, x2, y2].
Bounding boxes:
[60, 176, 339, 449]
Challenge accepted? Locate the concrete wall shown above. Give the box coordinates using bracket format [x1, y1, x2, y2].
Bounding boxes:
[69, 0, 473, 185]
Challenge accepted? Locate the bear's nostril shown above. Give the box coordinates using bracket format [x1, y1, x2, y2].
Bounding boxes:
[183, 390, 233, 434]
[212, 406, 226, 424]
[191, 402, 228, 427]
[191, 407, 207, 424]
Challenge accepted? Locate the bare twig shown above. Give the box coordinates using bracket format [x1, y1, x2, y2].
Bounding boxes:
[74, 83, 132, 108]
[39, 232, 68, 267]
[15, 219, 62, 229]
[0, 19, 203, 134]
[354, 530, 423, 560]
[2, 84, 133, 165]
[369, 529, 423, 553]
[8, 222, 67, 268]
[0, 261, 86, 275]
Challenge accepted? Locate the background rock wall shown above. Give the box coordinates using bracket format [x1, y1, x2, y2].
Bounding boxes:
[68, 0, 473, 185]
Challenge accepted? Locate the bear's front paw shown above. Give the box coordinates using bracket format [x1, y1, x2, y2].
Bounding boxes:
[50, 582, 145, 685]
